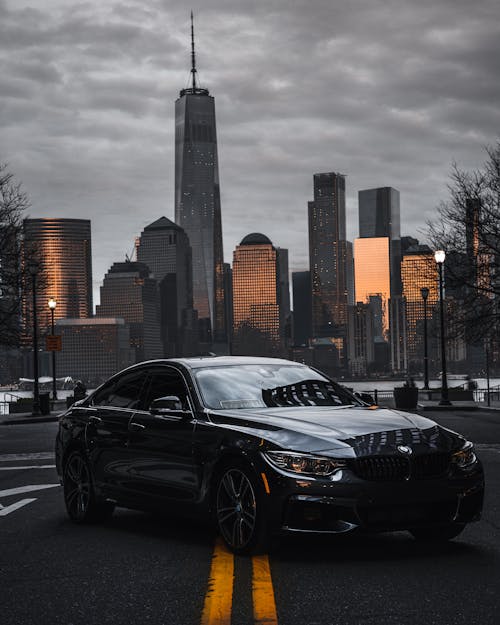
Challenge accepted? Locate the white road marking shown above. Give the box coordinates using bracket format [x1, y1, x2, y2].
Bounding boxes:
[0, 484, 60, 497]
[0, 498, 37, 516]
[0, 452, 54, 462]
[0, 465, 56, 471]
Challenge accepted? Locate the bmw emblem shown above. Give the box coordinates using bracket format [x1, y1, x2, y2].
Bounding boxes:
[397, 445, 413, 455]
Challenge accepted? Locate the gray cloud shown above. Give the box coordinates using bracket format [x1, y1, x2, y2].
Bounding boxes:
[1, 0, 499, 306]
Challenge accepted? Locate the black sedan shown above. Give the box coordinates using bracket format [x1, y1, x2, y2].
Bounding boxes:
[55, 356, 484, 554]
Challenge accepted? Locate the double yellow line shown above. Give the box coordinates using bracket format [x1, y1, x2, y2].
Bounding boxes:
[201, 537, 278, 625]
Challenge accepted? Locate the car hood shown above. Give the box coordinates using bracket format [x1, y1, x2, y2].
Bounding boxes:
[206, 405, 463, 457]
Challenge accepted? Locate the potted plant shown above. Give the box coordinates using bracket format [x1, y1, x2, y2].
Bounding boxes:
[393, 377, 419, 410]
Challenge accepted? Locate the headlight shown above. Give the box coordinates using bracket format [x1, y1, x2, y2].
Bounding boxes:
[451, 441, 477, 468]
[263, 451, 346, 476]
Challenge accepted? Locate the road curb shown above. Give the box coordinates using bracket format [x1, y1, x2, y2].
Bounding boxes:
[0, 415, 61, 426]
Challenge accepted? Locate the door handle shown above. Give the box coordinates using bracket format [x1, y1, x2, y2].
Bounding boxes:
[88, 415, 102, 425]
[129, 422, 146, 431]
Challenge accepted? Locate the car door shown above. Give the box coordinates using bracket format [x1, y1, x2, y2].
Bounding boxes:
[86, 368, 149, 499]
[126, 366, 200, 504]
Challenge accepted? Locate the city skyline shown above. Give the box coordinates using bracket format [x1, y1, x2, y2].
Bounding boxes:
[1, 1, 498, 308]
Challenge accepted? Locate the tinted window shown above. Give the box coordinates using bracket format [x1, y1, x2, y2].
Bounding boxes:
[92, 370, 149, 409]
[144, 368, 189, 410]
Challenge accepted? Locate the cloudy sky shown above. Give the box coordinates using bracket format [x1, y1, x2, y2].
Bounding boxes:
[1, 0, 499, 308]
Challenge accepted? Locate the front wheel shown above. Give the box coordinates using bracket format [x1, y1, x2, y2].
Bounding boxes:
[215, 464, 268, 555]
[63, 451, 114, 523]
[409, 522, 466, 541]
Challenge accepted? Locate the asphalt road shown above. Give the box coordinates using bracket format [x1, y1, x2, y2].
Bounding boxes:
[1, 411, 499, 625]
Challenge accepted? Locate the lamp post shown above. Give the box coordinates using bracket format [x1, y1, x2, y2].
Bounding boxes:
[28, 260, 40, 416]
[420, 287, 430, 390]
[48, 298, 58, 400]
[434, 250, 451, 406]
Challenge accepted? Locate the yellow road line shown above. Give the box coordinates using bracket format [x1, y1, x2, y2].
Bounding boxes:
[252, 554, 278, 625]
[201, 537, 234, 625]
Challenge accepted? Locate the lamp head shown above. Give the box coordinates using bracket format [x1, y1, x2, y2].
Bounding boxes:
[27, 259, 40, 276]
[421, 287, 429, 300]
[434, 250, 446, 264]
[48, 298, 57, 310]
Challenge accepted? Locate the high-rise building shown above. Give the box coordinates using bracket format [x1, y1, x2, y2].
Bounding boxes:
[136, 217, 197, 356]
[174, 15, 225, 346]
[401, 245, 438, 371]
[22, 218, 92, 330]
[354, 237, 391, 337]
[358, 187, 403, 370]
[95, 261, 162, 362]
[359, 187, 401, 296]
[232, 233, 287, 357]
[56, 318, 133, 386]
[292, 271, 312, 346]
[308, 172, 349, 363]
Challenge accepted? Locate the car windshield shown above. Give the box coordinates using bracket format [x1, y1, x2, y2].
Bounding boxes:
[193, 364, 358, 410]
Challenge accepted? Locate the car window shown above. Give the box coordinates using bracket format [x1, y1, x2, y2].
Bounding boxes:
[194, 364, 359, 410]
[92, 370, 149, 409]
[144, 368, 190, 411]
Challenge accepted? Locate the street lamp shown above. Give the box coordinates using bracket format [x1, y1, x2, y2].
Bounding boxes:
[48, 298, 58, 400]
[434, 250, 451, 406]
[27, 260, 40, 416]
[420, 287, 430, 390]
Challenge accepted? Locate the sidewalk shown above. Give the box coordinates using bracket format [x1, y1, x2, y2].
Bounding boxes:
[0, 411, 62, 425]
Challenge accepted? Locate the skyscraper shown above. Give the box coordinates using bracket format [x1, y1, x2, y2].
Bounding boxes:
[308, 172, 349, 361]
[22, 218, 93, 342]
[401, 245, 438, 371]
[174, 14, 225, 346]
[358, 187, 403, 370]
[292, 271, 312, 346]
[354, 237, 391, 336]
[232, 234, 287, 357]
[95, 261, 162, 362]
[136, 217, 197, 356]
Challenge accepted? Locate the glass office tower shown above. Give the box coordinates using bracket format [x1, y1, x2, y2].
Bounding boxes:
[21, 218, 93, 344]
[232, 233, 287, 357]
[308, 172, 349, 362]
[174, 17, 225, 346]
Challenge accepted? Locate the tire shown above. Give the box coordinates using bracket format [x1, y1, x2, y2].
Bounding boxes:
[409, 522, 466, 542]
[63, 450, 114, 523]
[215, 461, 268, 555]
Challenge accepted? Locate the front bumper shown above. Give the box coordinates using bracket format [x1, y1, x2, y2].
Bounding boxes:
[260, 460, 484, 535]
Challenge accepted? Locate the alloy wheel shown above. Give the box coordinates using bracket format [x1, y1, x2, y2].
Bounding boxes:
[216, 468, 257, 551]
[64, 452, 91, 521]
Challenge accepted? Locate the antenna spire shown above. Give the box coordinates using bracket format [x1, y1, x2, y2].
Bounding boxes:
[190, 11, 197, 90]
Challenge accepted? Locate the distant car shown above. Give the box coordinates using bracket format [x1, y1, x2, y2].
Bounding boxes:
[55, 356, 484, 554]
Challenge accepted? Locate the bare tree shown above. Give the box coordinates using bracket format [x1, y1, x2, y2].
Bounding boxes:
[0, 163, 30, 345]
[427, 142, 500, 344]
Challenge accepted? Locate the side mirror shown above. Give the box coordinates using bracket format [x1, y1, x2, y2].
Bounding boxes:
[150, 396, 190, 418]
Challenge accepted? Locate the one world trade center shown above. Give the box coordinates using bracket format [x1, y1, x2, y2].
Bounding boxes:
[175, 14, 226, 346]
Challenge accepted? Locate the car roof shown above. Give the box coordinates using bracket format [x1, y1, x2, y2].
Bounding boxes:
[134, 356, 306, 370]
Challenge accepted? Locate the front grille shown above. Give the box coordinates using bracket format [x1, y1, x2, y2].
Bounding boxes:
[351, 452, 450, 481]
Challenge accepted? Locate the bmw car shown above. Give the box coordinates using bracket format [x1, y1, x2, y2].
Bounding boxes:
[55, 356, 484, 554]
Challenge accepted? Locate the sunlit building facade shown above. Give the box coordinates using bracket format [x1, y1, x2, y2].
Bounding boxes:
[308, 172, 349, 364]
[354, 237, 391, 336]
[232, 234, 287, 357]
[174, 20, 225, 346]
[21, 218, 92, 344]
[401, 246, 438, 370]
[95, 261, 162, 362]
